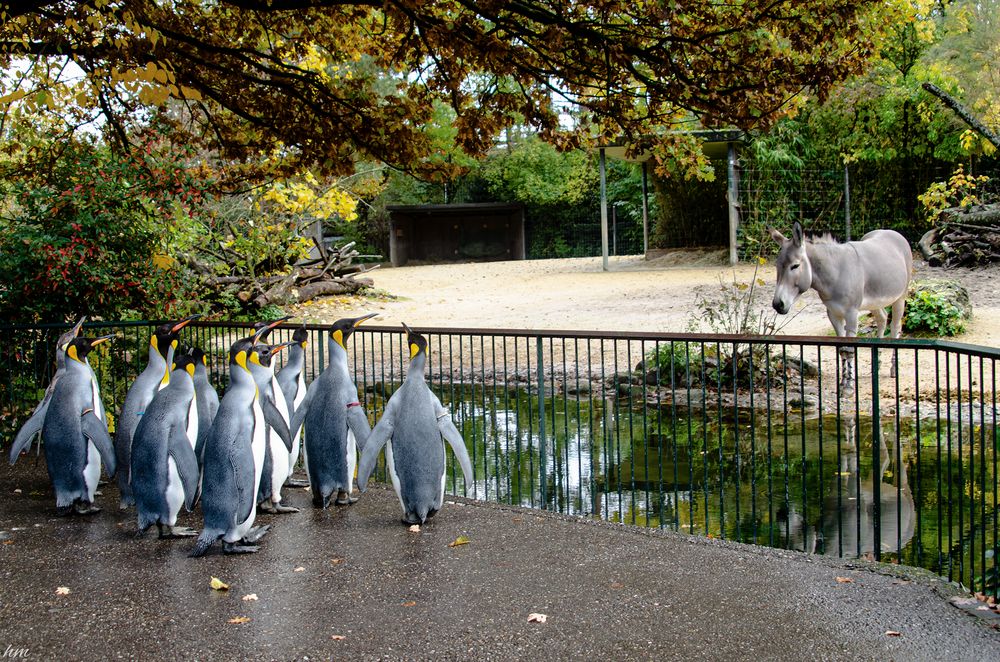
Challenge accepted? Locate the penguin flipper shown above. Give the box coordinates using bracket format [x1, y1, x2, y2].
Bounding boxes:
[346, 405, 372, 451]
[262, 398, 292, 452]
[9, 398, 49, 464]
[432, 394, 474, 484]
[168, 426, 202, 510]
[81, 411, 116, 477]
[288, 386, 315, 441]
[357, 413, 394, 493]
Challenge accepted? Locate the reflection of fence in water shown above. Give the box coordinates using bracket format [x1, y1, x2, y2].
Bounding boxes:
[0, 321, 997, 595]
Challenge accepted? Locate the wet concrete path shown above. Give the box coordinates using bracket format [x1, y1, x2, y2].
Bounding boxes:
[1, 463, 997, 661]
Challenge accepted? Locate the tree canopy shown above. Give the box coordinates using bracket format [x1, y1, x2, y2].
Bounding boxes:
[1, 0, 907, 181]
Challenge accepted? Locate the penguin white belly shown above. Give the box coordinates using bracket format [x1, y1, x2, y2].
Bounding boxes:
[289, 378, 305, 472]
[165, 457, 184, 526]
[385, 440, 405, 511]
[439, 444, 447, 507]
[186, 398, 199, 450]
[346, 430, 357, 494]
[83, 441, 101, 501]
[269, 433, 289, 503]
[89, 374, 103, 421]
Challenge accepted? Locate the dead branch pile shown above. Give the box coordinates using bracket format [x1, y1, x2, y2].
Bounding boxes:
[207, 240, 380, 308]
[918, 203, 1000, 267]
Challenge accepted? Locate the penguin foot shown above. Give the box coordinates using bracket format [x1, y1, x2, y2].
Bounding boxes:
[222, 542, 260, 554]
[242, 525, 270, 544]
[257, 500, 278, 514]
[161, 526, 199, 539]
[272, 503, 300, 514]
[335, 490, 358, 506]
[55, 505, 74, 517]
[312, 494, 331, 509]
[74, 502, 101, 515]
[285, 478, 310, 488]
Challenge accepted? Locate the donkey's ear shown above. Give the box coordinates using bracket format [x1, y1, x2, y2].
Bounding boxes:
[791, 221, 804, 247]
[768, 227, 787, 244]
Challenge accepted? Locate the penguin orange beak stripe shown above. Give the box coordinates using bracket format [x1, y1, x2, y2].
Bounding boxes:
[353, 313, 378, 327]
[171, 314, 202, 333]
[90, 334, 115, 347]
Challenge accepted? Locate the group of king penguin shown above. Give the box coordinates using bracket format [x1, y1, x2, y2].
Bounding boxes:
[9, 313, 474, 557]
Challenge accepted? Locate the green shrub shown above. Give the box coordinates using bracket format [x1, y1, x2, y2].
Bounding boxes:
[903, 289, 967, 336]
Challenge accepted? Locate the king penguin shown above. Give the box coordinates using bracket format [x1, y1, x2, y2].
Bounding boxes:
[9, 316, 87, 461]
[115, 315, 199, 509]
[289, 314, 376, 508]
[189, 331, 292, 557]
[276, 324, 309, 487]
[131, 354, 201, 538]
[11, 336, 118, 515]
[250, 340, 299, 514]
[357, 324, 473, 525]
[188, 346, 219, 467]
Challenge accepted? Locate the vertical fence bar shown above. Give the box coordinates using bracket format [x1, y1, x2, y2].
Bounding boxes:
[536, 335, 548, 509]
[871, 346, 882, 562]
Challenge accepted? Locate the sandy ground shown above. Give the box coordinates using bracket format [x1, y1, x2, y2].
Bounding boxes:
[290, 248, 1000, 349]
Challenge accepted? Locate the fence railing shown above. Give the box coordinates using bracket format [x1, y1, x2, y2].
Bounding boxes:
[1, 320, 997, 596]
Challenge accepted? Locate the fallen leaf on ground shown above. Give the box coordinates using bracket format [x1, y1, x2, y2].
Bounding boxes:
[401, 601, 417, 607]
[885, 630, 901, 637]
[293, 566, 305, 572]
[610, 582, 624, 589]
[55, 586, 71, 595]
[13, 489, 21, 494]
[210, 576, 230, 591]
[835, 577, 854, 584]
[408, 524, 421, 533]
[242, 594, 258, 602]
[330, 558, 345, 565]
[2, 541, 13, 545]
[228, 617, 250, 624]
[448, 535, 471, 547]
[331, 635, 346, 641]
[527, 613, 548, 623]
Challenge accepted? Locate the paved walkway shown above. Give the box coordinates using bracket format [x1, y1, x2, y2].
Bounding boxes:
[1, 463, 997, 661]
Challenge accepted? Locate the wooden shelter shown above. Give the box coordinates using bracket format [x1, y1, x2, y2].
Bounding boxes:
[386, 203, 526, 267]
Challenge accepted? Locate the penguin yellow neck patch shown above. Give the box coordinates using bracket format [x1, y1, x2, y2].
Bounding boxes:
[332, 329, 345, 349]
[235, 350, 248, 371]
[67, 345, 80, 363]
[409, 343, 420, 359]
[249, 351, 262, 366]
[150, 335, 158, 352]
[185, 364, 195, 377]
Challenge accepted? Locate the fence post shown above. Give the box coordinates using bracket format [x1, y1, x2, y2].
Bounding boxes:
[536, 335, 548, 509]
[871, 346, 881, 561]
[844, 164, 852, 241]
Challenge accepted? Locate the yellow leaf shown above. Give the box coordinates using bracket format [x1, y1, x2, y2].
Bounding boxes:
[242, 594, 259, 601]
[55, 586, 71, 595]
[835, 576, 853, 584]
[448, 535, 471, 547]
[228, 616, 251, 624]
[210, 576, 230, 591]
[331, 635, 346, 641]
[408, 524, 421, 533]
[401, 601, 417, 607]
[527, 612, 548, 623]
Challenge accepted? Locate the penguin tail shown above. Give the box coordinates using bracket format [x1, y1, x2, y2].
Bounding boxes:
[189, 528, 224, 558]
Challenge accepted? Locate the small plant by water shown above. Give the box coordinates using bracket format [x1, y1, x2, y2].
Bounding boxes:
[903, 289, 967, 336]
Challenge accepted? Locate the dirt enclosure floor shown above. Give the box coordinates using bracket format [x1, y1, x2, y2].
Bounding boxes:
[291, 249, 1000, 348]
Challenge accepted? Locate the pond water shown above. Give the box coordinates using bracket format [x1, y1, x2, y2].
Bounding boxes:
[367, 383, 998, 588]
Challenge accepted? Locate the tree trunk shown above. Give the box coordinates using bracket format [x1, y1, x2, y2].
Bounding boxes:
[922, 82, 1000, 150]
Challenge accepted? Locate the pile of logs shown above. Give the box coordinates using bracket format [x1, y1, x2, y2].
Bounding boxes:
[207, 241, 380, 308]
[918, 203, 1000, 268]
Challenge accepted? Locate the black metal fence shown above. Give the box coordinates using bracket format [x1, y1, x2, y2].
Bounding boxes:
[2, 321, 997, 596]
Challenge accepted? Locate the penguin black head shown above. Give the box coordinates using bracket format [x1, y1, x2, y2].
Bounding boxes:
[188, 346, 209, 368]
[329, 313, 377, 349]
[252, 316, 291, 342]
[151, 314, 201, 360]
[66, 335, 114, 363]
[292, 324, 309, 348]
[229, 336, 258, 372]
[170, 353, 198, 379]
[250, 341, 292, 368]
[401, 322, 427, 360]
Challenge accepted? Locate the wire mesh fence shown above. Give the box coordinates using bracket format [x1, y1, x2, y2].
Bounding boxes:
[1, 320, 998, 595]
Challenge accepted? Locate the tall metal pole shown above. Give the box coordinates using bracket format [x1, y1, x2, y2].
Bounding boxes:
[726, 142, 740, 265]
[641, 161, 649, 256]
[844, 164, 852, 241]
[600, 147, 609, 271]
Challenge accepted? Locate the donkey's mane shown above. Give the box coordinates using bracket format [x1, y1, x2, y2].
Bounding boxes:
[807, 232, 839, 245]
